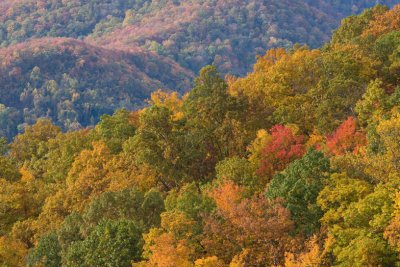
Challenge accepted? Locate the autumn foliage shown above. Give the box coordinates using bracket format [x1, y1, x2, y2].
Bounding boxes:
[326, 117, 367, 155]
[1, 3, 400, 267]
[203, 181, 294, 266]
[257, 125, 306, 179]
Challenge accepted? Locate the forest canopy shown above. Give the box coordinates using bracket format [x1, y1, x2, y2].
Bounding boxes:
[1, 4, 400, 266]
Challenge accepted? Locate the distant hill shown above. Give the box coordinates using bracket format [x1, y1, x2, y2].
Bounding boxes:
[89, 0, 400, 75]
[0, 38, 193, 138]
[0, 0, 398, 75]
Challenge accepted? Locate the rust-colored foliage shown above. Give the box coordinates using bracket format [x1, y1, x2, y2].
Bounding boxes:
[362, 4, 400, 37]
[202, 181, 294, 266]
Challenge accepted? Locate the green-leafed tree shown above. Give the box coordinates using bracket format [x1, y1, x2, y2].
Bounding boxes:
[266, 149, 330, 235]
[63, 219, 143, 267]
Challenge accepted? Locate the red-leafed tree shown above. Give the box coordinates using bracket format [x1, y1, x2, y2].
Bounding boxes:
[256, 125, 306, 181]
[326, 117, 366, 156]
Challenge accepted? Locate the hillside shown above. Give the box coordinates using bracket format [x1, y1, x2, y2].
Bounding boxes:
[0, 38, 193, 138]
[0, 4, 400, 266]
[89, 0, 400, 75]
[0, 0, 397, 74]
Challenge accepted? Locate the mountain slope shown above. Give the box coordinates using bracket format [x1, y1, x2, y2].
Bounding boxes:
[0, 0, 398, 75]
[88, 0, 336, 75]
[0, 0, 151, 45]
[0, 38, 193, 138]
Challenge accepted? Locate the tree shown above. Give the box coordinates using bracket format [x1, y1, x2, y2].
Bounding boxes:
[384, 190, 400, 260]
[129, 105, 185, 190]
[94, 109, 136, 153]
[284, 235, 326, 267]
[376, 113, 400, 171]
[27, 128, 92, 183]
[33, 142, 115, 239]
[56, 212, 85, 258]
[136, 229, 194, 267]
[312, 44, 375, 133]
[230, 47, 321, 133]
[64, 141, 114, 212]
[317, 174, 397, 266]
[0, 156, 21, 182]
[0, 169, 49, 236]
[0, 236, 27, 267]
[0, 105, 21, 140]
[266, 149, 331, 235]
[195, 256, 225, 267]
[64, 219, 143, 267]
[0, 137, 8, 155]
[10, 119, 61, 163]
[202, 181, 294, 266]
[82, 188, 164, 232]
[326, 117, 366, 156]
[215, 157, 260, 194]
[257, 125, 306, 182]
[183, 65, 248, 181]
[27, 232, 61, 267]
[355, 79, 389, 126]
[362, 4, 400, 38]
[165, 183, 213, 225]
[333, 234, 396, 267]
[149, 90, 184, 121]
[331, 5, 387, 45]
[317, 173, 373, 227]
[163, 183, 214, 259]
[131, 67, 249, 189]
[136, 211, 198, 267]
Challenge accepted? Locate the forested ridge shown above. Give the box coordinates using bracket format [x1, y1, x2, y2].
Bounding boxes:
[0, 37, 193, 138]
[0, 0, 399, 140]
[1, 4, 400, 266]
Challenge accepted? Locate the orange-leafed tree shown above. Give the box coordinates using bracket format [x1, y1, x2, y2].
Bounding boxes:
[362, 5, 400, 38]
[0, 236, 27, 267]
[202, 181, 294, 266]
[284, 235, 331, 267]
[136, 231, 194, 267]
[194, 256, 225, 267]
[135, 211, 197, 267]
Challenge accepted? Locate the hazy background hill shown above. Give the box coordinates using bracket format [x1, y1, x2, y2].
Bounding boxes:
[0, 0, 399, 138]
[0, 38, 192, 138]
[87, 0, 400, 75]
